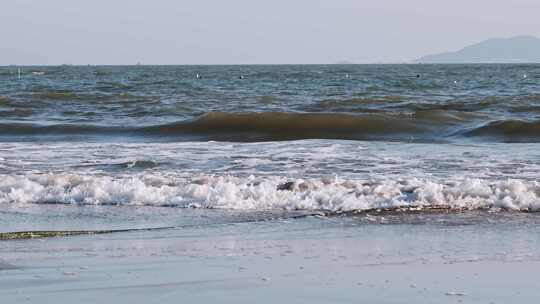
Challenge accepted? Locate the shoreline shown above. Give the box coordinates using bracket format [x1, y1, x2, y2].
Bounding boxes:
[2, 216, 539, 303]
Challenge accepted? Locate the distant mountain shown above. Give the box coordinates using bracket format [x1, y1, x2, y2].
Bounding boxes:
[417, 36, 540, 63]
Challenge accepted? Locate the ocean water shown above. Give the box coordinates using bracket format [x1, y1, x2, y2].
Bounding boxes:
[1, 64, 540, 233]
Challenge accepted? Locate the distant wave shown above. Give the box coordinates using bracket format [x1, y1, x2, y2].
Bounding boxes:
[0, 95, 12, 103]
[0, 123, 126, 135]
[31, 91, 80, 100]
[304, 95, 540, 115]
[24, 90, 159, 103]
[8, 92, 540, 116]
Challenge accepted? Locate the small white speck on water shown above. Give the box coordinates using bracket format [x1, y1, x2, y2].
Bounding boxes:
[445, 291, 467, 296]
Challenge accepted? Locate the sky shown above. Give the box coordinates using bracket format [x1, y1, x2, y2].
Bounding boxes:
[1, 0, 540, 65]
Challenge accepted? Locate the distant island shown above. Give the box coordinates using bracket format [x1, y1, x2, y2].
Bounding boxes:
[334, 60, 357, 65]
[416, 35, 540, 63]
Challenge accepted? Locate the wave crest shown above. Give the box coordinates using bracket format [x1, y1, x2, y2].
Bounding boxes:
[141, 112, 429, 140]
[464, 120, 540, 141]
[1, 112, 540, 143]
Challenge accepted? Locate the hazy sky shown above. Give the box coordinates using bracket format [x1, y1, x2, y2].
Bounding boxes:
[2, 0, 540, 65]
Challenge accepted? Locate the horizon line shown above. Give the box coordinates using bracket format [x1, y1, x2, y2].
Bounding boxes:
[3, 62, 540, 67]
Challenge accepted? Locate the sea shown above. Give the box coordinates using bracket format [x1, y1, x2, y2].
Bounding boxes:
[1, 64, 540, 234]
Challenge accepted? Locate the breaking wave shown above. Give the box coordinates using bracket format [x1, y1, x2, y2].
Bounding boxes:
[1, 173, 539, 212]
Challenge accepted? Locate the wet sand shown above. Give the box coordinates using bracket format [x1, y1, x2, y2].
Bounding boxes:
[1, 216, 540, 303]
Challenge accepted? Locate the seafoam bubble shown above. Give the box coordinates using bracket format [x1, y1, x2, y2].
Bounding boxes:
[0, 173, 539, 212]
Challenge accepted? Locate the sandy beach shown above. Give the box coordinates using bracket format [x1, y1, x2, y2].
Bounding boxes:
[2, 212, 540, 303]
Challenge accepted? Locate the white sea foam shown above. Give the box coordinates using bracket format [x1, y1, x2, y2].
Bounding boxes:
[1, 173, 539, 212]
